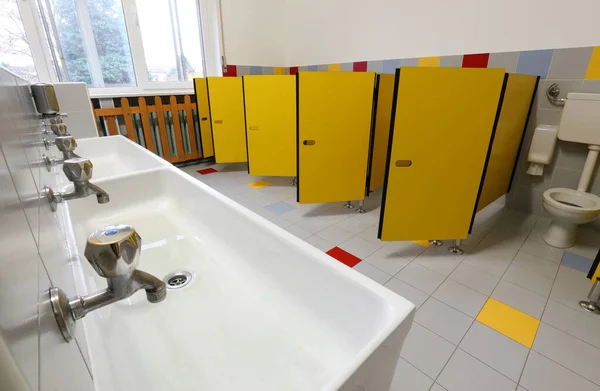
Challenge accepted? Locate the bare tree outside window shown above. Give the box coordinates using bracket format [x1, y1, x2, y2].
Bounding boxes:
[0, 0, 39, 82]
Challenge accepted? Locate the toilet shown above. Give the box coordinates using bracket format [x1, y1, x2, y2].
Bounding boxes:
[542, 93, 600, 248]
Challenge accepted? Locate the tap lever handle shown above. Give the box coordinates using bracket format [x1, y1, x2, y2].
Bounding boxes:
[62, 158, 93, 182]
[55, 136, 77, 153]
[84, 225, 141, 278]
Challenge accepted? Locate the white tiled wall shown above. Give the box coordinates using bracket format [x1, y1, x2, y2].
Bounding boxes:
[0, 68, 94, 390]
[507, 78, 600, 230]
[53, 82, 98, 139]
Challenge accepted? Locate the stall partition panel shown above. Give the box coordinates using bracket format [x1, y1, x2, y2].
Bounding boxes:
[207, 77, 247, 163]
[194, 78, 214, 158]
[476, 73, 539, 212]
[379, 67, 506, 241]
[369, 74, 396, 191]
[244, 75, 296, 176]
[297, 72, 376, 203]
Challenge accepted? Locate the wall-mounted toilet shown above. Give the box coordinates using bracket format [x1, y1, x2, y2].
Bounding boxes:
[542, 93, 600, 248]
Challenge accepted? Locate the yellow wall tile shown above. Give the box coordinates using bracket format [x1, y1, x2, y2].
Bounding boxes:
[328, 64, 341, 72]
[418, 57, 440, 67]
[585, 47, 600, 79]
[274, 67, 286, 75]
[476, 298, 540, 348]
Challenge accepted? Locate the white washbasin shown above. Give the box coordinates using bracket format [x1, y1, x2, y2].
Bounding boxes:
[65, 167, 414, 391]
[55, 135, 170, 185]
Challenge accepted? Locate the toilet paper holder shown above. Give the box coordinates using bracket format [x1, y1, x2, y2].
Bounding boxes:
[546, 83, 566, 106]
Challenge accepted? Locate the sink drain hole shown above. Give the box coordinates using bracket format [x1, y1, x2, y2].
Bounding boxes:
[163, 271, 193, 289]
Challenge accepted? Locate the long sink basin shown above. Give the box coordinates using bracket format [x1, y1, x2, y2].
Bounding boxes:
[55, 135, 170, 185]
[64, 166, 414, 391]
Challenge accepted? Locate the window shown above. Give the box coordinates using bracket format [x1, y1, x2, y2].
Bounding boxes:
[0, 0, 38, 82]
[10, 0, 220, 93]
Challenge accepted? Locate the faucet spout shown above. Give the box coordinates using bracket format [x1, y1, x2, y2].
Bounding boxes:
[56, 181, 110, 204]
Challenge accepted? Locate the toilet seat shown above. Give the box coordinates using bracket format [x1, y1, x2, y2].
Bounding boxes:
[543, 188, 600, 211]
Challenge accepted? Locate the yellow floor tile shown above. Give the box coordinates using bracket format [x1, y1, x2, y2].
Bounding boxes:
[476, 298, 540, 348]
[248, 179, 271, 189]
[412, 240, 432, 248]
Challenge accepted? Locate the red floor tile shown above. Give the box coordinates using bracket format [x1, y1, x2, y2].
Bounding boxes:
[326, 247, 362, 267]
[197, 168, 217, 175]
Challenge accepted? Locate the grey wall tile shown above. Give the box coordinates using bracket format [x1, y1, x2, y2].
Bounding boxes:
[550, 167, 582, 189]
[536, 109, 563, 126]
[261, 66, 274, 75]
[340, 62, 354, 72]
[488, 52, 520, 73]
[382, 59, 400, 74]
[400, 58, 419, 67]
[317, 64, 328, 72]
[236, 65, 251, 76]
[367, 60, 384, 73]
[554, 141, 589, 170]
[537, 79, 583, 110]
[547, 47, 594, 79]
[440, 55, 463, 68]
[506, 185, 545, 215]
[581, 80, 600, 93]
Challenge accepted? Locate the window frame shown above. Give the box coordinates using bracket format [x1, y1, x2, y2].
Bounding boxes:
[16, 0, 223, 97]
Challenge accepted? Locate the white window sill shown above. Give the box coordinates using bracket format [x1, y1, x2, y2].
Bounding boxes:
[89, 88, 195, 99]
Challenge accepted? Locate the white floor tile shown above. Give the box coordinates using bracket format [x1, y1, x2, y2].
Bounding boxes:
[339, 235, 384, 259]
[503, 261, 555, 297]
[532, 216, 552, 232]
[377, 241, 427, 261]
[285, 224, 312, 240]
[520, 240, 565, 263]
[401, 322, 456, 378]
[413, 248, 465, 277]
[459, 322, 529, 382]
[532, 323, 600, 385]
[384, 278, 430, 309]
[294, 218, 334, 234]
[335, 215, 375, 235]
[396, 263, 446, 294]
[315, 225, 355, 246]
[268, 215, 294, 228]
[438, 349, 517, 391]
[364, 246, 411, 275]
[431, 384, 448, 391]
[569, 243, 599, 262]
[512, 251, 560, 279]
[550, 265, 594, 311]
[390, 358, 434, 391]
[520, 350, 600, 391]
[415, 298, 473, 344]
[542, 300, 600, 350]
[492, 280, 547, 319]
[462, 254, 513, 277]
[432, 279, 487, 318]
[449, 263, 500, 296]
[279, 208, 308, 223]
[304, 235, 334, 252]
[352, 261, 392, 285]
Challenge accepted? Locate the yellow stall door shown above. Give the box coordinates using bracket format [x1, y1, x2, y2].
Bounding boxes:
[194, 78, 214, 158]
[476, 74, 539, 211]
[369, 74, 396, 191]
[298, 72, 376, 204]
[244, 75, 296, 176]
[379, 67, 506, 241]
[207, 77, 247, 163]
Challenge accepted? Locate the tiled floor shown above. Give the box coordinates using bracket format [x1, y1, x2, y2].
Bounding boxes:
[180, 162, 600, 391]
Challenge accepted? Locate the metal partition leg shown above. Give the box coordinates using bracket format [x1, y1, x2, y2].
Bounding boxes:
[290, 176, 297, 186]
[580, 278, 600, 314]
[430, 240, 443, 246]
[344, 201, 354, 209]
[448, 239, 464, 255]
[357, 200, 366, 214]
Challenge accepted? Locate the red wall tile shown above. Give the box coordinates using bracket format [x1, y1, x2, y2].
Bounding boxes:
[353, 61, 368, 72]
[223, 64, 237, 77]
[462, 54, 490, 68]
[326, 247, 362, 267]
[290, 66, 298, 75]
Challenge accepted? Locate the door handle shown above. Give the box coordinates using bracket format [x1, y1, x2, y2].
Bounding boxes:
[214, 120, 223, 124]
[249, 126, 259, 131]
[395, 160, 412, 167]
[303, 140, 316, 146]
[201, 117, 208, 121]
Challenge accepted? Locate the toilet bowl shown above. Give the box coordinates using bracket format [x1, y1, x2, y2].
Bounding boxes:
[542, 188, 600, 248]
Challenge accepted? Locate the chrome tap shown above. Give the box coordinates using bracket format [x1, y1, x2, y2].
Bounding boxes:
[49, 225, 167, 342]
[38, 136, 80, 172]
[44, 158, 109, 211]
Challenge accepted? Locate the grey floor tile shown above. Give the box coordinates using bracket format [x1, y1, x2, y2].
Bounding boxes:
[459, 322, 529, 382]
[449, 263, 500, 295]
[520, 240, 565, 263]
[492, 279, 547, 319]
[512, 251, 560, 279]
[364, 246, 411, 275]
[339, 235, 384, 259]
[561, 251, 594, 273]
[413, 249, 465, 277]
[384, 278, 430, 309]
[533, 323, 600, 385]
[520, 350, 600, 391]
[285, 224, 312, 240]
[378, 241, 427, 261]
[264, 201, 296, 215]
[517, 387, 528, 391]
[390, 358, 434, 391]
[304, 235, 334, 252]
[335, 216, 375, 235]
[430, 384, 448, 391]
[294, 217, 334, 234]
[396, 263, 446, 294]
[503, 263, 554, 297]
[400, 322, 456, 378]
[462, 254, 513, 277]
[268, 215, 293, 228]
[432, 279, 487, 318]
[550, 265, 592, 311]
[352, 261, 392, 285]
[542, 300, 600, 349]
[315, 225, 354, 245]
[415, 298, 473, 344]
[438, 349, 517, 391]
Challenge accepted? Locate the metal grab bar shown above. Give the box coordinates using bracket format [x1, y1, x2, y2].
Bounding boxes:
[546, 83, 566, 106]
